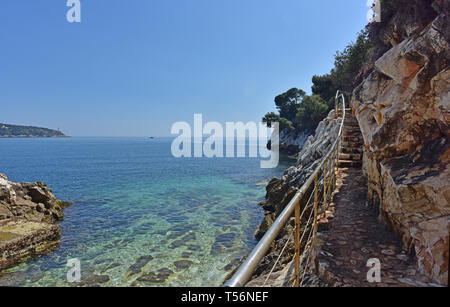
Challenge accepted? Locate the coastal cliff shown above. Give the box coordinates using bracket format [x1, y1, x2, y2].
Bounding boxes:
[278, 129, 311, 155]
[0, 173, 70, 270]
[353, 0, 449, 285]
[256, 111, 339, 240]
[248, 0, 448, 287]
[247, 111, 340, 286]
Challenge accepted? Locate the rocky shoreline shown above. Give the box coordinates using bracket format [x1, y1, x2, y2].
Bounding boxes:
[0, 173, 70, 271]
[245, 111, 340, 286]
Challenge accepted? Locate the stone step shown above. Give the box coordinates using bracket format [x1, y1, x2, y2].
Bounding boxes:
[342, 147, 362, 154]
[344, 124, 360, 129]
[338, 160, 362, 168]
[344, 126, 361, 131]
[344, 121, 359, 126]
[344, 132, 362, 139]
[340, 153, 362, 161]
[343, 136, 362, 143]
[342, 141, 363, 148]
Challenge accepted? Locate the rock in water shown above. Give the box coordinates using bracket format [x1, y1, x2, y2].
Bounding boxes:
[126, 255, 154, 277]
[174, 260, 193, 270]
[0, 173, 70, 271]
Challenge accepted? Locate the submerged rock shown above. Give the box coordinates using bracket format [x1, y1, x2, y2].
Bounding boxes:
[173, 260, 193, 270]
[181, 251, 193, 259]
[187, 244, 201, 251]
[126, 255, 154, 277]
[136, 268, 174, 284]
[210, 233, 236, 255]
[81, 274, 110, 286]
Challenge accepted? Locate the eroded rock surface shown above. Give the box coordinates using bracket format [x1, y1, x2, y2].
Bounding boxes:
[0, 173, 70, 270]
[352, 0, 449, 285]
[277, 130, 311, 155]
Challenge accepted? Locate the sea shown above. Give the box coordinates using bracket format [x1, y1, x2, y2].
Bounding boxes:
[0, 137, 291, 286]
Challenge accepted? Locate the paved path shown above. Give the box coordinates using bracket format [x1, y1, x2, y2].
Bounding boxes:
[315, 167, 440, 287]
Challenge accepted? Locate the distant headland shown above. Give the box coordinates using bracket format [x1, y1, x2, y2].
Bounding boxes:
[0, 123, 68, 138]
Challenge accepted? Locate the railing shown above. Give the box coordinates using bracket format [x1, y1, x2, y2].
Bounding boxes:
[224, 91, 346, 287]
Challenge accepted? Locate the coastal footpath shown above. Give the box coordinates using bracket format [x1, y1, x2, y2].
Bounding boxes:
[0, 173, 70, 270]
[248, 0, 449, 287]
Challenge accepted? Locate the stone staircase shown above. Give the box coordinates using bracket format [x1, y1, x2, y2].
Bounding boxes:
[339, 109, 363, 168]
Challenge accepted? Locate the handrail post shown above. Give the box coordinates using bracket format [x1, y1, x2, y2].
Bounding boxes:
[335, 90, 339, 119]
[313, 174, 319, 257]
[294, 199, 300, 287]
[334, 147, 337, 190]
[328, 156, 332, 203]
[323, 161, 328, 208]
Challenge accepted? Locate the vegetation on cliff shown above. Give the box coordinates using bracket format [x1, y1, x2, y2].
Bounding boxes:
[263, 30, 371, 134]
[0, 123, 67, 138]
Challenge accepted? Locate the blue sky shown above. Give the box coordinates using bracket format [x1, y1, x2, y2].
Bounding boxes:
[0, 0, 369, 137]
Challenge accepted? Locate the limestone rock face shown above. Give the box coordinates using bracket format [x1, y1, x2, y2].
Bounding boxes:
[352, 2, 449, 285]
[0, 219, 60, 270]
[277, 129, 311, 155]
[0, 173, 70, 270]
[0, 174, 69, 224]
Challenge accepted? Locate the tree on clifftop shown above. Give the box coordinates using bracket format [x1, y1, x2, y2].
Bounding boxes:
[262, 30, 371, 133]
[295, 95, 329, 131]
[274, 88, 306, 123]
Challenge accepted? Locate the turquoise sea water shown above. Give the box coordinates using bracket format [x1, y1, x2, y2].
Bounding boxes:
[0, 137, 290, 286]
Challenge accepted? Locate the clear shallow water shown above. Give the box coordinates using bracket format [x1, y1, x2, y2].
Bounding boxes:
[0, 137, 291, 286]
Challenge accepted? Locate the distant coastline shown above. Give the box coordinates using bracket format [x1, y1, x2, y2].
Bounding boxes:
[0, 123, 68, 138]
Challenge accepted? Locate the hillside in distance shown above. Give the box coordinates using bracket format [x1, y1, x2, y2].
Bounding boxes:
[0, 123, 67, 138]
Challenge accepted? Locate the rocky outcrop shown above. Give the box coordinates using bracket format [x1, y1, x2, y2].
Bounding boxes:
[248, 111, 340, 285]
[255, 111, 340, 240]
[277, 129, 311, 155]
[352, 0, 449, 285]
[0, 173, 70, 270]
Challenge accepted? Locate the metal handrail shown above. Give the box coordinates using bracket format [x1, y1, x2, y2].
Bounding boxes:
[224, 91, 346, 287]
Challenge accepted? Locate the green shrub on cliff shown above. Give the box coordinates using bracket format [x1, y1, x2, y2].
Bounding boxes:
[295, 95, 329, 131]
[262, 112, 295, 132]
[263, 30, 371, 133]
[274, 88, 306, 123]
